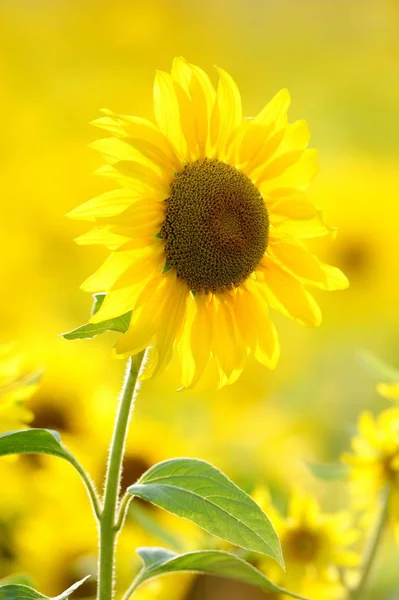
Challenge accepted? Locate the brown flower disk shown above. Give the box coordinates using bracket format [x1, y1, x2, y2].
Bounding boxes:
[161, 159, 269, 293]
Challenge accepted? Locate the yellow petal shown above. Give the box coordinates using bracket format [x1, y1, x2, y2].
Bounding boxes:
[189, 64, 216, 156]
[139, 345, 160, 379]
[255, 150, 305, 184]
[255, 88, 290, 130]
[237, 119, 283, 169]
[101, 198, 164, 226]
[259, 148, 318, 193]
[238, 122, 272, 165]
[235, 282, 279, 368]
[377, 383, 399, 401]
[266, 189, 318, 220]
[91, 282, 149, 323]
[269, 238, 349, 290]
[90, 137, 147, 166]
[171, 56, 192, 91]
[94, 164, 165, 197]
[242, 128, 285, 175]
[188, 294, 213, 388]
[252, 305, 280, 369]
[75, 226, 130, 250]
[119, 114, 181, 169]
[211, 294, 245, 382]
[113, 160, 169, 196]
[149, 274, 189, 377]
[109, 211, 164, 240]
[123, 137, 179, 176]
[115, 236, 159, 251]
[174, 296, 196, 388]
[67, 189, 140, 221]
[337, 550, 361, 568]
[111, 246, 164, 290]
[210, 66, 242, 158]
[81, 250, 138, 292]
[111, 222, 163, 244]
[231, 287, 258, 351]
[115, 276, 169, 356]
[173, 79, 199, 158]
[277, 120, 310, 155]
[288, 491, 306, 521]
[273, 214, 336, 239]
[258, 258, 322, 326]
[302, 497, 320, 526]
[171, 59, 200, 157]
[153, 70, 187, 159]
[358, 412, 378, 445]
[90, 110, 128, 136]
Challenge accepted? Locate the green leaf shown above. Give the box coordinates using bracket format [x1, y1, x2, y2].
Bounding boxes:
[0, 429, 69, 459]
[91, 292, 106, 315]
[358, 350, 399, 383]
[0, 576, 90, 600]
[130, 547, 309, 600]
[128, 458, 283, 566]
[307, 462, 349, 481]
[0, 429, 83, 478]
[62, 293, 131, 340]
[61, 313, 131, 340]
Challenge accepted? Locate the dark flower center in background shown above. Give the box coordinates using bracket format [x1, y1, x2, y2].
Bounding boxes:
[284, 528, 321, 562]
[31, 402, 73, 433]
[161, 159, 269, 293]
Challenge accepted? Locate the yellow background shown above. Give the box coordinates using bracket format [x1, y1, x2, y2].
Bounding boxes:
[0, 1, 398, 598]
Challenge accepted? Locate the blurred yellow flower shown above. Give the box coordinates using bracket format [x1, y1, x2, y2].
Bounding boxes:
[255, 488, 359, 599]
[377, 383, 399, 401]
[342, 409, 399, 528]
[0, 344, 36, 433]
[70, 57, 347, 388]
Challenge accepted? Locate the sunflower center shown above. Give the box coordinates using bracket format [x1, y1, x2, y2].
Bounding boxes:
[161, 158, 269, 293]
[284, 528, 321, 563]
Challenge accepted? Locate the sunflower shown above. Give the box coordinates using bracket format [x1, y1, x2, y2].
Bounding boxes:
[341, 409, 399, 538]
[69, 58, 347, 387]
[254, 488, 359, 599]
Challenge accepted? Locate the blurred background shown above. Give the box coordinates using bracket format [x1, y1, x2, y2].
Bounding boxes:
[0, 0, 398, 598]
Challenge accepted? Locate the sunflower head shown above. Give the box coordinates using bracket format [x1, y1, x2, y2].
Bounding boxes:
[280, 493, 359, 572]
[342, 409, 399, 500]
[69, 57, 348, 388]
[253, 487, 359, 598]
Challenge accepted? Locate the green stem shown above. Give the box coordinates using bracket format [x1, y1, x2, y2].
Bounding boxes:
[97, 351, 146, 600]
[120, 576, 138, 600]
[349, 486, 390, 600]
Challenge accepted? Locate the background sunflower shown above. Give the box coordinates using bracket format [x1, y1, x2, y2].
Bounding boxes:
[0, 0, 398, 598]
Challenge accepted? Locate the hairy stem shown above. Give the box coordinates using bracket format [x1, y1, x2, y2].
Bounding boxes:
[97, 351, 146, 600]
[349, 486, 390, 600]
